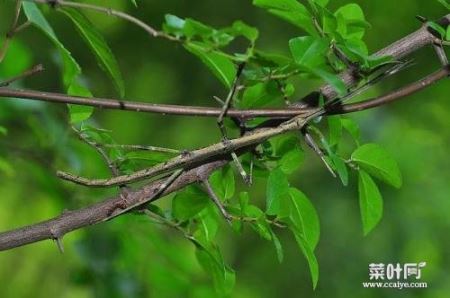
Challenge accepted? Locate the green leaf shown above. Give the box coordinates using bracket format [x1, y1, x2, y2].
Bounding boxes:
[184, 42, 236, 88]
[288, 188, 320, 250]
[209, 165, 235, 201]
[358, 170, 383, 236]
[279, 148, 304, 174]
[351, 143, 402, 188]
[330, 155, 348, 186]
[253, 0, 316, 35]
[437, 0, 450, 10]
[266, 167, 290, 216]
[67, 83, 94, 123]
[194, 207, 220, 243]
[328, 115, 342, 147]
[239, 81, 281, 108]
[22, 2, 94, 123]
[309, 67, 347, 97]
[61, 8, 125, 97]
[172, 185, 210, 220]
[184, 18, 215, 39]
[334, 3, 368, 39]
[271, 229, 284, 263]
[341, 117, 361, 144]
[292, 232, 319, 289]
[244, 205, 272, 240]
[22, 2, 80, 88]
[231, 20, 259, 43]
[446, 26, 450, 41]
[130, 0, 138, 7]
[195, 244, 235, 295]
[289, 36, 328, 67]
[163, 14, 186, 36]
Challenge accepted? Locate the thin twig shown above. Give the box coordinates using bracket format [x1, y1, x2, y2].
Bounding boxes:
[0, 0, 23, 63]
[31, 0, 178, 41]
[433, 41, 448, 66]
[102, 143, 180, 154]
[217, 63, 246, 137]
[0, 87, 312, 119]
[71, 126, 120, 177]
[202, 179, 232, 223]
[0, 64, 44, 87]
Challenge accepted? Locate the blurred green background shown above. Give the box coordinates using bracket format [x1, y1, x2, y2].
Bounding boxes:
[0, 0, 449, 297]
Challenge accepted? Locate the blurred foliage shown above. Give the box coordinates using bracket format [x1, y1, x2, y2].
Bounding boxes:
[0, 0, 449, 297]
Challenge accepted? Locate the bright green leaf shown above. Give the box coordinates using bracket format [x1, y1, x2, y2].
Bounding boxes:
[279, 148, 304, 174]
[328, 115, 343, 147]
[194, 241, 235, 295]
[335, 3, 368, 39]
[67, 83, 94, 123]
[341, 117, 361, 144]
[271, 229, 284, 263]
[288, 187, 320, 250]
[22, 2, 81, 88]
[209, 165, 235, 201]
[266, 168, 290, 216]
[245, 205, 273, 240]
[231, 20, 259, 43]
[253, 0, 316, 35]
[330, 155, 348, 186]
[163, 14, 186, 36]
[239, 81, 281, 108]
[194, 207, 220, 243]
[309, 67, 347, 97]
[293, 232, 319, 289]
[289, 36, 328, 67]
[61, 8, 125, 97]
[172, 185, 210, 220]
[184, 42, 236, 88]
[358, 170, 383, 236]
[351, 143, 402, 188]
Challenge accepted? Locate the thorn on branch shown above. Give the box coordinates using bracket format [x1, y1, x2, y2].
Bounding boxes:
[415, 15, 428, 23]
[433, 41, 449, 66]
[202, 179, 232, 224]
[301, 126, 336, 177]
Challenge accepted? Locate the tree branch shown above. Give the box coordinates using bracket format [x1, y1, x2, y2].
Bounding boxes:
[317, 14, 450, 100]
[0, 87, 312, 119]
[0, 8, 448, 251]
[0, 160, 227, 251]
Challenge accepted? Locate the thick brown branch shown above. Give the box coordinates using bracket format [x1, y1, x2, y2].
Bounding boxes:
[0, 160, 227, 251]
